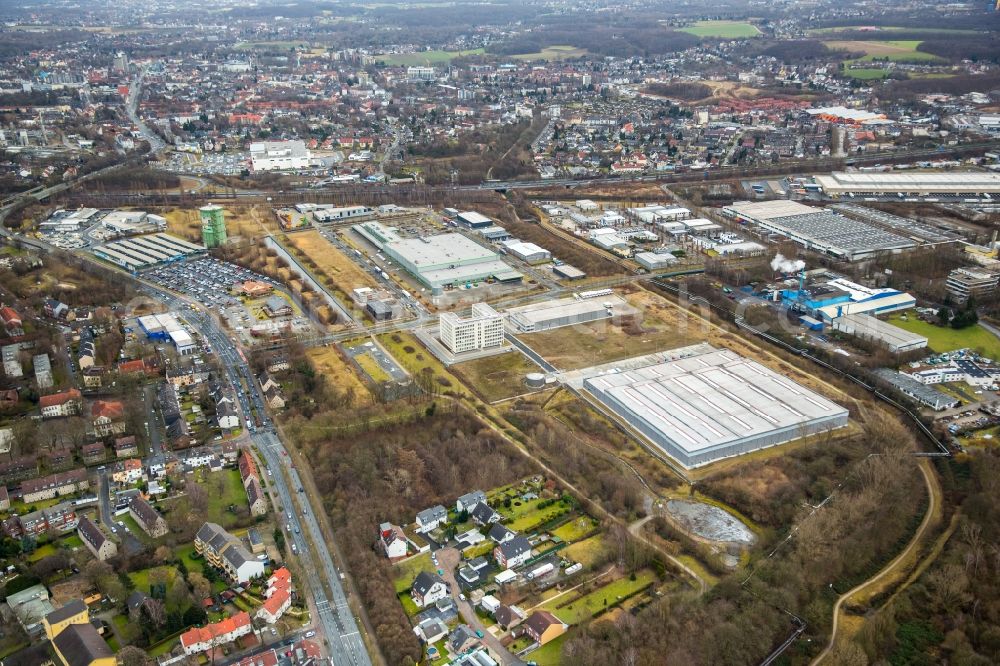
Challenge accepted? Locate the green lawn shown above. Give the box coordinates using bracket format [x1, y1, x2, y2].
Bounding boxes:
[376, 49, 484, 66]
[544, 570, 656, 624]
[27, 543, 57, 563]
[129, 566, 181, 597]
[551, 516, 599, 543]
[887, 314, 1000, 360]
[531, 633, 567, 665]
[191, 469, 249, 528]
[845, 68, 890, 80]
[680, 21, 761, 39]
[61, 534, 83, 549]
[562, 534, 607, 567]
[502, 498, 572, 533]
[392, 551, 433, 594]
[398, 592, 420, 617]
[175, 544, 205, 574]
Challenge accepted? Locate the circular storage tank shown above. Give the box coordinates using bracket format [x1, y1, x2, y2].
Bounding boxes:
[525, 372, 545, 389]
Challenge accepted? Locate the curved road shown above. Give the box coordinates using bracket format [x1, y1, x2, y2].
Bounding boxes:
[811, 458, 940, 664]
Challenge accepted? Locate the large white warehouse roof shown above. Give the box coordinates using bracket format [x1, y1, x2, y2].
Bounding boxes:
[585, 348, 849, 468]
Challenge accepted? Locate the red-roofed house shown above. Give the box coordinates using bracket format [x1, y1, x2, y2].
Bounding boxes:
[39, 389, 83, 418]
[256, 588, 291, 624]
[180, 611, 253, 655]
[0, 307, 23, 335]
[117, 359, 146, 376]
[91, 400, 126, 437]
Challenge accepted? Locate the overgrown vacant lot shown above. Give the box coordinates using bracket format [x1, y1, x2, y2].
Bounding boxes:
[305, 346, 372, 406]
[518, 290, 699, 370]
[450, 350, 542, 402]
[283, 229, 382, 294]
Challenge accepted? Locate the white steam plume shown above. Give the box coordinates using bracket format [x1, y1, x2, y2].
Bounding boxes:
[770, 253, 805, 273]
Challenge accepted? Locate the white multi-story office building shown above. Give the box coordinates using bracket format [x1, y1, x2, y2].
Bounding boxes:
[440, 303, 504, 354]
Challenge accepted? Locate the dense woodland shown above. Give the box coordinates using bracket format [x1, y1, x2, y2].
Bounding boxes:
[290, 407, 537, 665]
[841, 450, 1000, 665]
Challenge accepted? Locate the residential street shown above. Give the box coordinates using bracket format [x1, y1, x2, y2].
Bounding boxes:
[436, 547, 522, 665]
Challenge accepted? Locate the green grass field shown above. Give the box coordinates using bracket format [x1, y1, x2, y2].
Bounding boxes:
[887, 314, 1000, 360]
[562, 534, 607, 567]
[530, 634, 567, 665]
[191, 469, 249, 528]
[844, 67, 891, 80]
[175, 544, 205, 574]
[551, 515, 599, 542]
[392, 551, 433, 594]
[680, 21, 761, 39]
[511, 45, 588, 61]
[376, 49, 484, 66]
[544, 569, 656, 623]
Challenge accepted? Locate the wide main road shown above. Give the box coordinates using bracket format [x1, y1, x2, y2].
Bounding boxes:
[136, 283, 373, 666]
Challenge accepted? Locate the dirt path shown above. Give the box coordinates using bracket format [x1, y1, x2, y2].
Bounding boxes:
[812, 458, 942, 664]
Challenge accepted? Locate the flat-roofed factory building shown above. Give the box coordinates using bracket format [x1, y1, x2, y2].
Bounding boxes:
[93, 233, 205, 271]
[508, 292, 633, 333]
[584, 347, 849, 468]
[354, 221, 522, 292]
[723, 200, 914, 261]
[814, 171, 1000, 197]
[831, 314, 928, 353]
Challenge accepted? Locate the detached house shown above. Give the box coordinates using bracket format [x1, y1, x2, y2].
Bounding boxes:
[411, 571, 448, 608]
[471, 502, 501, 526]
[495, 534, 532, 569]
[0, 306, 23, 336]
[379, 522, 408, 560]
[91, 400, 126, 437]
[523, 610, 568, 645]
[113, 435, 138, 458]
[415, 505, 448, 533]
[456, 490, 486, 513]
[259, 373, 286, 409]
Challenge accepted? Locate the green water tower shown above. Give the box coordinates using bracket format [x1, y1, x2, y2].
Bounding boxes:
[199, 204, 227, 248]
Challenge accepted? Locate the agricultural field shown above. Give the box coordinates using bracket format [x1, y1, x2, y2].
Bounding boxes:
[450, 350, 543, 403]
[887, 314, 1000, 359]
[843, 67, 892, 80]
[808, 26, 980, 35]
[305, 346, 372, 405]
[511, 45, 589, 61]
[376, 48, 484, 66]
[680, 20, 761, 39]
[825, 39, 943, 63]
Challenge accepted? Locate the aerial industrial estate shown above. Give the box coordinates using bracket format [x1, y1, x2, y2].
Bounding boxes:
[1, 0, 1000, 665]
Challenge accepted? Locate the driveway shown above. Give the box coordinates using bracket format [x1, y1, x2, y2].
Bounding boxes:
[436, 547, 522, 665]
